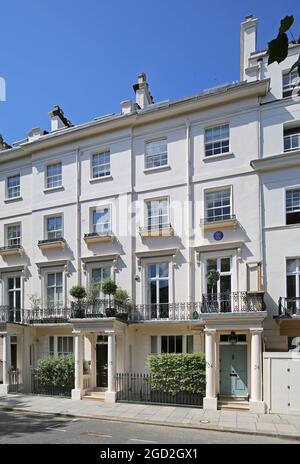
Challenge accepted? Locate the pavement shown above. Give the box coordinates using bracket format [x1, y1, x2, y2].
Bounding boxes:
[0, 394, 300, 441]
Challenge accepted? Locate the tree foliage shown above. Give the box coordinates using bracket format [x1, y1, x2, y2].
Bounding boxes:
[267, 15, 300, 81]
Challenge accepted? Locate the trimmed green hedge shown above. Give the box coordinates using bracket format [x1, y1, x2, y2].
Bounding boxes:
[35, 355, 75, 387]
[147, 353, 205, 395]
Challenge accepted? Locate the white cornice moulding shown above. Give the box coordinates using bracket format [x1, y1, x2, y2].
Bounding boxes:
[250, 150, 300, 172]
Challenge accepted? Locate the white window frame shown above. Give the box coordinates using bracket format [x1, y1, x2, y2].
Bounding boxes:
[45, 270, 64, 308]
[49, 335, 74, 356]
[7, 275, 22, 309]
[286, 188, 300, 225]
[204, 186, 232, 222]
[200, 249, 237, 295]
[6, 174, 20, 199]
[205, 257, 232, 294]
[45, 214, 63, 240]
[89, 263, 112, 299]
[150, 335, 194, 354]
[145, 197, 169, 230]
[282, 70, 299, 98]
[146, 262, 170, 306]
[6, 223, 21, 247]
[204, 123, 230, 157]
[284, 126, 300, 152]
[145, 138, 168, 169]
[286, 258, 300, 298]
[91, 150, 111, 179]
[45, 162, 62, 189]
[91, 205, 112, 234]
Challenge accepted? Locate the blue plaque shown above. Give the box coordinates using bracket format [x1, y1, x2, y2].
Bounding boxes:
[213, 231, 224, 241]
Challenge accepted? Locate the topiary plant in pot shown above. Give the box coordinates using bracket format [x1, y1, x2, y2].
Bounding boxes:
[115, 288, 130, 321]
[101, 279, 118, 317]
[69, 285, 87, 318]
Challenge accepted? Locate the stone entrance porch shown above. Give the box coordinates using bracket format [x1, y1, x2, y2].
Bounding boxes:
[70, 318, 127, 402]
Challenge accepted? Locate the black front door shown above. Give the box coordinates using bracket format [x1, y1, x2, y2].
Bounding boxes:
[96, 337, 108, 387]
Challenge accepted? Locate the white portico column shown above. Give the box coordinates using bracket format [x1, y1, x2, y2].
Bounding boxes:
[249, 328, 265, 414]
[0, 333, 10, 395]
[105, 331, 116, 403]
[203, 328, 218, 410]
[72, 331, 83, 400]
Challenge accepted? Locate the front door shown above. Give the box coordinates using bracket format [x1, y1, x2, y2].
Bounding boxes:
[96, 336, 108, 387]
[219, 345, 248, 397]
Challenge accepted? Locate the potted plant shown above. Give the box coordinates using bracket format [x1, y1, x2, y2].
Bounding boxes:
[101, 279, 118, 317]
[69, 285, 87, 318]
[115, 288, 130, 321]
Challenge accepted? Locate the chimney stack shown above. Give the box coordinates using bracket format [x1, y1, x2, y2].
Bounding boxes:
[48, 105, 73, 132]
[240, 15, 258, 81]
[133, 73, 154, 109]
[28, 127, 47, 142]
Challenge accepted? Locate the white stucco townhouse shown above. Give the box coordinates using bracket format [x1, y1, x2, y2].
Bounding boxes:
[0, 16, 299, 413]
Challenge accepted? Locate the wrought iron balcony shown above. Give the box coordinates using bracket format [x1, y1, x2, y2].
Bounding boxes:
[132, 293, 265, 321]
[132, 302, 203, 321]
[200, 214, 237, 230]
[38, 237, 66, 249]
[0, 300, 130, 324]
[278, 297, 300, 317]
[201, 292, 265, 313]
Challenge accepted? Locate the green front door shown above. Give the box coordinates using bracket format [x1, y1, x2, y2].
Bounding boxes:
[220, 345, 248, 397]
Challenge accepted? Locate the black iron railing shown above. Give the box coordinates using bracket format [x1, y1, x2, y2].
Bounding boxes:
[84, 232, 113, 239]
[116, 372, 203, 407]
[132, 302, 203, 321]
[278, 297, 300, 316]
[31, 369, 72, 397]
[9, 369, 20, 393]
[0, 245, 22, 252]
[0, 300, 130, 324]
[201, 292, 265, 313]
[38, 237, 65, 246]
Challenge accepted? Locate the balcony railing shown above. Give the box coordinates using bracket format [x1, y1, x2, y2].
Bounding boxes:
[0, 300, 130, 324]
[201, 292, 265, 313]
[132, 302, 203, 321]
[132, 293, 265, 321]
[0, 293, 265, 324]
[278, 297, 300, 317]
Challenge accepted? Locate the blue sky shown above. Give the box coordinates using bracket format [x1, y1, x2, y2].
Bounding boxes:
[0, 0, 299, 144]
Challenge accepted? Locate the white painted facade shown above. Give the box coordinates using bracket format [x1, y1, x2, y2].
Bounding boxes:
[0, 16, 299, 412]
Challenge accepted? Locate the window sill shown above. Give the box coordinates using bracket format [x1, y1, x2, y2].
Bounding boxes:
[89, 175, 113, 183]
[43, 186, 64, 193]
[4, 196, 23, 203]
[203, 152, 234, 162]
[143, 165, 171, 174]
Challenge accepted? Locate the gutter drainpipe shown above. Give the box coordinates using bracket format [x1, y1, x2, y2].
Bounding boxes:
[186, 119, 193, 303]
[76, 147, 82, 285]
